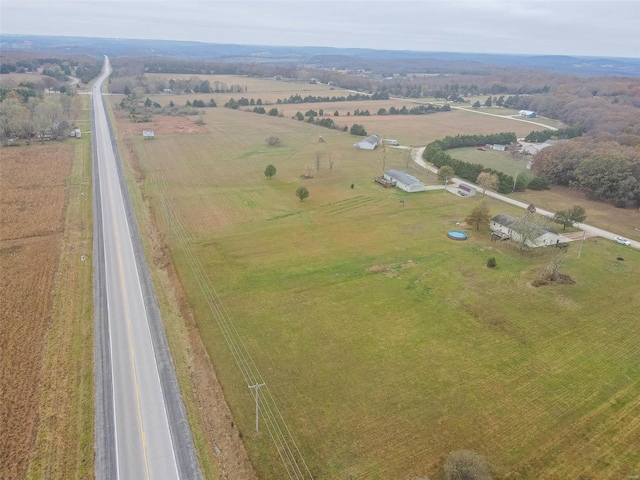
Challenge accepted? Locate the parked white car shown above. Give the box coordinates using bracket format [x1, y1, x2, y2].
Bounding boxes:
[614, 236, 631, 246]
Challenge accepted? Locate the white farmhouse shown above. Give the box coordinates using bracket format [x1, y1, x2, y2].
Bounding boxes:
[490, 214, 559, 247]
[383, 169, 427, 193]
[354, 135, 381, 150]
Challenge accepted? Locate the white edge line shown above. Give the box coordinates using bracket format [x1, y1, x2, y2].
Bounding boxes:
[95, 72, 121, 480]
[97, 63, 181, 478]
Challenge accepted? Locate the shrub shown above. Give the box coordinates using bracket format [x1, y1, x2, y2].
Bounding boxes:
[444, 450, 492, 480]
[265, 136, 281, 147]
[350, 123, 367, 136]
[487, 257, 497, 268]
[528, 176, 550, 190]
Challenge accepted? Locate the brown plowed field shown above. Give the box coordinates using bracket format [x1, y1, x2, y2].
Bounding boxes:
[0, 144, 73, 480]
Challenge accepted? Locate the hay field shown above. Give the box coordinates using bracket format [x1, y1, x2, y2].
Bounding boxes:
[1, 101, 94, 480]
[119, 103, 640, 479]
[0, 144, 72, 479]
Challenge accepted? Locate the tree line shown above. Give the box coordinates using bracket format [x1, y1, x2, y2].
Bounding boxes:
[534, 135, 640, 208]
[377, 104, 451, 115]
[110, 75, 247, 96]
[524, 126, 583, 143]
[118, 94, 203, 122]
[276, 92, 389, 104]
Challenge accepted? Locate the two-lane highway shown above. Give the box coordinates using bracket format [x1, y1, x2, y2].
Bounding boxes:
[92, 57, 201, 480]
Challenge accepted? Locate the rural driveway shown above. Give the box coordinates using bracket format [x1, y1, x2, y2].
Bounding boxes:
[92, 56, 202, 480]
[449, 105, 559, 131]
[411, 147, 640, 250]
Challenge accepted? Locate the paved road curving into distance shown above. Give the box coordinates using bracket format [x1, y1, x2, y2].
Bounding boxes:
[92, 56, 202, 480]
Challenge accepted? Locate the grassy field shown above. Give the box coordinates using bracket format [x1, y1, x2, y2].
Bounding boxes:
[117, 99, 640, 479]
[448, 146, 526, 177]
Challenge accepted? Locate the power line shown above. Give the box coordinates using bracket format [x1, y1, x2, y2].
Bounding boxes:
[148, 168, 313, 479]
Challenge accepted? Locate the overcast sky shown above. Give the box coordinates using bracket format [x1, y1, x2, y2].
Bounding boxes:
[2, 0, 639, 58]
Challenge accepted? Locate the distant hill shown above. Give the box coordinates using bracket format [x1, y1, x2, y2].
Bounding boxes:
[1, 34, 639, 77]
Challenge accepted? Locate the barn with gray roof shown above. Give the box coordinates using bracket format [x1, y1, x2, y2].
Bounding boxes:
[383, 169, 427, 193]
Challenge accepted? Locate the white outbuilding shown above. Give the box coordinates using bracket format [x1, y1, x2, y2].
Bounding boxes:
[383, 169, 427, 193]
[458, 183, 477, 196]
[354, 135, 381, 150]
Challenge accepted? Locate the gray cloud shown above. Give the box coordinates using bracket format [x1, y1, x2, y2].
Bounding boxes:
[1, 0, 638, 57]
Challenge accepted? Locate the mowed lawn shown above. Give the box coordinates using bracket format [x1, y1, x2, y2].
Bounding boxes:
[448, 146, 526, 177]
[125, 106, 640, 479]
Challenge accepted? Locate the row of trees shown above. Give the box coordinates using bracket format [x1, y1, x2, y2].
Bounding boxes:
[110, 75, 247, 96]
[431, 133, 517, 150]
[118, 95, 202, 121]
[276, 92, 389, 104]
[224, 97, 262, 109]
[377, 104, 451, 115]
[524, 126, 583, 143]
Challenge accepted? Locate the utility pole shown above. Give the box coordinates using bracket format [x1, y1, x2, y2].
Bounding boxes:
[577, 231, 586, 259]
[248, 382, 266, 433]
[512, 170, 519, 193]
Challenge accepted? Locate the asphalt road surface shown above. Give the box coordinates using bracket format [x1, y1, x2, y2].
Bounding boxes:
[92, 57, 201, 480]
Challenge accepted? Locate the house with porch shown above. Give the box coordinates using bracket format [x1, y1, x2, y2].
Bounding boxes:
[490, 213, 559, 247]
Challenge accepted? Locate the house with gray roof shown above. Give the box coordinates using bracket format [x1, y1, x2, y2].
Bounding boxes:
[490, 213, 559, 247]
[354, 135, 381, 150]
[383, 169, 427, 193]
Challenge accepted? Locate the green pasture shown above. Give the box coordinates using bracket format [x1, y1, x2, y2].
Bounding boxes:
[126, 105, 640, 479]
[448, 146, 528, 177]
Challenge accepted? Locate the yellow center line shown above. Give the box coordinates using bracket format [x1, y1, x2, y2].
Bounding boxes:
[103, 114, 152, 480]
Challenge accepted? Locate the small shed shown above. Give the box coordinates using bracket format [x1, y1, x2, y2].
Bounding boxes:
[383, 169, 426, 193]
[75, 128, 81, 138]
[458, 183, 477, 196]
[354, 135, 381, 150]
